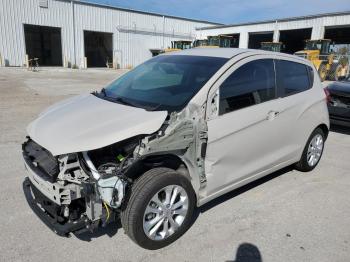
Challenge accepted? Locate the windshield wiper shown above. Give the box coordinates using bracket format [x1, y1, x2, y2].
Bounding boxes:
[96, 91, 160, 110]
[146, 103, 163, 111]
[114, 97, 164, 111]
[113, 96, 139, 108]
[92, 88, 106, 97]
[101, 88, 107, 97]
[95, 89, 135, 107]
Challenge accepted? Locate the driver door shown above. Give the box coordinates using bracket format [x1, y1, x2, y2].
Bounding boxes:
[204, 56, 287, 197]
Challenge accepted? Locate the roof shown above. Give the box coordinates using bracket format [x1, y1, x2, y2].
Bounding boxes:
[163, 47, 311, 64]
[68, 0, 222, 25]
[197, 10, 350, 30]
[163, 47, 248, 58]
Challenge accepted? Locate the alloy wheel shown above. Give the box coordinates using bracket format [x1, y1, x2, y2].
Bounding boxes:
[307, 134, 324, 167]
[143, 185, 189, 241]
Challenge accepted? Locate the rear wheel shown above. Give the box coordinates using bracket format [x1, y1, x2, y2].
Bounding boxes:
[121, 168, 196, 249]
[295, 128, 325, 172]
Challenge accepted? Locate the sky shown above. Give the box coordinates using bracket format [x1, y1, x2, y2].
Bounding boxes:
[83, 0, 350, 24]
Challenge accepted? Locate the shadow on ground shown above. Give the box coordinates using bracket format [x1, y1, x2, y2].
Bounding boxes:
[181, 165, 294, 242]
[197, 165, 293, 214]
[80, 165, 292, 241]
[330, 124, 350, 135]
[74, 221, 120, 241]
[23, 164, 293, 242]
[74, 165, 293, 241]
[227, 243, 262, 262]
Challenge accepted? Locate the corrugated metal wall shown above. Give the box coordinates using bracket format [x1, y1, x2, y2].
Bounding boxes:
[0, 0, 214, 67]
[0, 0, 74, 66]
[196, 13, 350, 48]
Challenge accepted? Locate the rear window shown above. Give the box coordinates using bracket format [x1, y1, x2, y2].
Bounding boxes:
[276, 60, 312, 97]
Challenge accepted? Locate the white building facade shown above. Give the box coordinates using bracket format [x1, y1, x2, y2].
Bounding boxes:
[196, 12, 350, 54]
[0, 0, 218, 68]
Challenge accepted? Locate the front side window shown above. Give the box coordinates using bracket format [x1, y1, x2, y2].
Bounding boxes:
[99, 55, 228, 112]
[276, 60, 311, 97]
[219, 59, 276, 115]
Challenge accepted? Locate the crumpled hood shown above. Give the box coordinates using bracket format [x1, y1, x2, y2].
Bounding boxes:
[27, 94, 168, 156]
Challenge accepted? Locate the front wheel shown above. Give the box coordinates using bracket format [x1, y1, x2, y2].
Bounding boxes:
[121, 168, 196, 249]
[295, 128, 325, 172]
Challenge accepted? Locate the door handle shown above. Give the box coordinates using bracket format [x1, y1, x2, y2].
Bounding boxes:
[267, 110, 280, 120]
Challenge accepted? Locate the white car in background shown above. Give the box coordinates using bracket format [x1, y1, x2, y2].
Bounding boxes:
[23, 48, 329, 249]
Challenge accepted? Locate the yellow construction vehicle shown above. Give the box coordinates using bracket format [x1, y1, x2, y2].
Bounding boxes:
[207, 35, 236, 48]
[193, 39, 208, 48]
[294, 39, 348, 81]
[260, 42, 283, 52]
[164, 40, 192, 53]
[150, 41, 192, 56]
[193, 35, 236, 48]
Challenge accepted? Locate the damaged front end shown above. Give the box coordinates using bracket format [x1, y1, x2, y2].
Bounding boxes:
[22, 136, 138, 236]
[22, 104, 208, 236]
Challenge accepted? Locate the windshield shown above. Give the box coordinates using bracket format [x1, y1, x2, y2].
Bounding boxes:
[100, 55, 228, 112]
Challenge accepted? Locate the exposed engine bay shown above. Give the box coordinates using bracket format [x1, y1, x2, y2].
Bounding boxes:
[22, 108, 207, 236]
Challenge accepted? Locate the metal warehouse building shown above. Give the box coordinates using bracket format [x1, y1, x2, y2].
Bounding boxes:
[196, 11, 350, 54]
[0, 0, 218, 68]
[1, 1, 350, 69]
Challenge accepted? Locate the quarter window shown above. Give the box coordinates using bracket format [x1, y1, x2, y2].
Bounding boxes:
[219, 59, 276, 115]
[276, 60, 311, 97]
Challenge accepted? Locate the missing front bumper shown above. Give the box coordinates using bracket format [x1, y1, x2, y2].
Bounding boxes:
[23, 177, 89, 236]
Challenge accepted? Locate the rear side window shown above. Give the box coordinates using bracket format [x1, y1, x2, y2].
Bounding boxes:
[276, 60, 312, 97]
[219, 59, 276, 115]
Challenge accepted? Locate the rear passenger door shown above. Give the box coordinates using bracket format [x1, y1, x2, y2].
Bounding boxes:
[274, 59, 315, 159]
[205, 57, 287, 197]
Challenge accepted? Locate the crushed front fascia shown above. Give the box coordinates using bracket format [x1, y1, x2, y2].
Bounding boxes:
[135, 104, 208, 191]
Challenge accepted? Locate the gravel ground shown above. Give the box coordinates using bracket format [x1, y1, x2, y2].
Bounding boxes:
[0, 68, 349, 262]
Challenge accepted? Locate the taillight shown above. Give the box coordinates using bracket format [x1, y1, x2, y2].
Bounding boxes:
[324, 87, 331, 104]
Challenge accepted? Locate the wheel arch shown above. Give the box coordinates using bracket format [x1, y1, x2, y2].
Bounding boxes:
[317, 123, 329, 140]
[123, 153, 200, 205]
[124, 153, 192, 181]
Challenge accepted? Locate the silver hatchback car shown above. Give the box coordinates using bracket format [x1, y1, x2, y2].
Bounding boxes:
[23, 48, 329, 249]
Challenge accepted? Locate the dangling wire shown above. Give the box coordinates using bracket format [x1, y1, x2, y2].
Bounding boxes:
[103, 201, 110, 222]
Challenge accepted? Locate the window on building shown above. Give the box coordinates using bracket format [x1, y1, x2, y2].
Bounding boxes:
[39, 0, 48, 8]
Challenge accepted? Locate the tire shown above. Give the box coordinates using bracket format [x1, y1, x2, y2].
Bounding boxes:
[318, 63, 327, 82]
[295, 128, 325, 172]
[121, 167, 196, 250]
